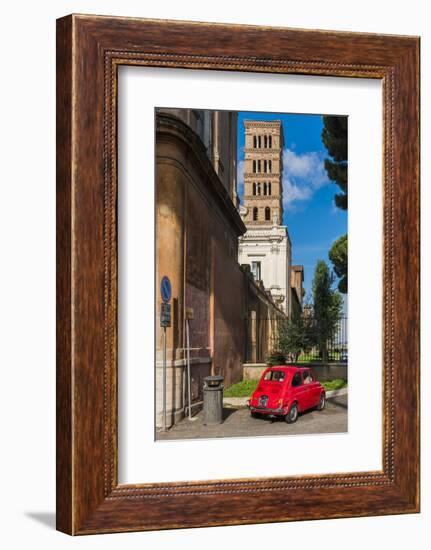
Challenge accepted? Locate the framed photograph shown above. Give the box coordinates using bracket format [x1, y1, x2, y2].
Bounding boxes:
[56, 14, 420, 534]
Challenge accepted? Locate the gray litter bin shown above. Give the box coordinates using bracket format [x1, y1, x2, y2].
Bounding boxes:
[203, 375, 224, 425]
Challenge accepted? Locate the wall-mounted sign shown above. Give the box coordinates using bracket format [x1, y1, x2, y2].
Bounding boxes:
[160, 276, 172, 303]
[160, 302, 171, 328]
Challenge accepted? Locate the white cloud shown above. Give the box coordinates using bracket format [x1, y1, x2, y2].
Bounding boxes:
[282, 148, 329, 209]
[236, 149, 329, 207]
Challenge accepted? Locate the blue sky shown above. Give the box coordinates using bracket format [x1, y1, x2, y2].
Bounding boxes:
[237, 111, 347, 297]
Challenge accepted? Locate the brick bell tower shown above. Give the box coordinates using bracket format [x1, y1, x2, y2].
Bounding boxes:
[243, 120, 283, 226]
[238, 118, 293, 316]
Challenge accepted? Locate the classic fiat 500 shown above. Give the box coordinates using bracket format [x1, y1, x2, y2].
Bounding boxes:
[248, 366, 325, 423]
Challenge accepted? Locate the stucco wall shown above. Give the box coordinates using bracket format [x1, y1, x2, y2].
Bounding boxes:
[155, 113, 246, 427]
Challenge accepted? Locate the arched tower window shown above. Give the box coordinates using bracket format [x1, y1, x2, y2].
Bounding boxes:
[253, 160, 256, 173]
[252, 182, 256, 196]
[253, 135, 257, 148]
[264, 160, 267, 173]
[253, 207, 258, 221]
[268, 182, 272, 195]
[264, 135, 268, 148]
[269, 135, 272, 148]
[268, 160, 272, 173]
[257, 160, 261, 173]
[265, 207, 271, 221]
[258, 135, 261, 148]
[257, 183, 261, 196]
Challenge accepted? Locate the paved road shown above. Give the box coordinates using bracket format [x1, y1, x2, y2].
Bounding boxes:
[157, 395, 347, 441]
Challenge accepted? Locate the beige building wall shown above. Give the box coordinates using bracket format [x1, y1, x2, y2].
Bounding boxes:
[155, 111, 244, 428]
[291, 265, 304, 316]
[157, 108, 238, 204]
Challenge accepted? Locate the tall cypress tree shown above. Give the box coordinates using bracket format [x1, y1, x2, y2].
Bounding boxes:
[312, 260, 343, 362]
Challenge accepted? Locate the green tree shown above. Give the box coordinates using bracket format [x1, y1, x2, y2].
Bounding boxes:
[276, 311, 315, 363]
[329, 234, 348, 293]
[312, 260, 343, 362]
[322, 116, 348, 210]
[322, 116, 348, 293]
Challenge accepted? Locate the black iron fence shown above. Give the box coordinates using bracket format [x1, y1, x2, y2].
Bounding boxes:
[244, 316, 348, 364]
[296, 316, 348, 363]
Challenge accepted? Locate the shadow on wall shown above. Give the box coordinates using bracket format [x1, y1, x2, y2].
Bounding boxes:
[25, 512, 56, 530]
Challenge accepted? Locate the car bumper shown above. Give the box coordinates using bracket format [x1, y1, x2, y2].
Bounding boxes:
[249, 405, 288, 416]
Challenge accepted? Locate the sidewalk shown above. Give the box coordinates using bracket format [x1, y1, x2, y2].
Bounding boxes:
[156, 394, 348, 441]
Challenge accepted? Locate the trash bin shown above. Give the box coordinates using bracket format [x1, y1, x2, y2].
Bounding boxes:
[203, 375, 224, 425]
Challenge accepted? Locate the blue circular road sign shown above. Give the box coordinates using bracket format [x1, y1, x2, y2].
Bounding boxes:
[160, 276, 172, 303]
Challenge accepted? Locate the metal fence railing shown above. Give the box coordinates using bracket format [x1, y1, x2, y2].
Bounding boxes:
[297, 316, 348, 363]
[244, 316, 348, 364]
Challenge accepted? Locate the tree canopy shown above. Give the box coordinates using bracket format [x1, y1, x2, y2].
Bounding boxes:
[276, 312, 315, 363]
[328, 234, 348, 294]
[322, 115, 348, 293]
[322, 115, 348, 210]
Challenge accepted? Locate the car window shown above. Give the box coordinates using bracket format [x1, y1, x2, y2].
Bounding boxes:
[303, 371, 313, 384]
[291, 373, 302, 387]
[263, 370, 285, 382]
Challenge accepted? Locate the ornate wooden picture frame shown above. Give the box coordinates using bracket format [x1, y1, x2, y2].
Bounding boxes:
[56, 14, 420, 535]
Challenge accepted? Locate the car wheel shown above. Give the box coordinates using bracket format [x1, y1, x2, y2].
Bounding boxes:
[317, 393, 325, 411]
[251, 411, 260, 418]
[285, 403, 298, 424]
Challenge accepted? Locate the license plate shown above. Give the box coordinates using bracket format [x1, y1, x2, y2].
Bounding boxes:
[259, 395, 268, 407]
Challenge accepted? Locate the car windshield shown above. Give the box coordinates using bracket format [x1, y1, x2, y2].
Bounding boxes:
[263, 370, 285, 382]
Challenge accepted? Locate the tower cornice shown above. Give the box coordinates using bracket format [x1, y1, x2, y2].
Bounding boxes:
[244, 147, 281, 153]
[244, 120, 281, 128]
[244, 173, 281, 179]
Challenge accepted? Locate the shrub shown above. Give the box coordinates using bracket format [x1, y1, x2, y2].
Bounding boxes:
[266, 352, 287, 366]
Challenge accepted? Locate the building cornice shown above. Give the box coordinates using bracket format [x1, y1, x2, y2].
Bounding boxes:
[244, 120, 281, 128]
[244, 172, 281, 178]
[239, 226, 287, 239]
[244, 148, 281, 154]
[243, 195, 283, 200]
[157, 113, 246, 237]
[244, 176, 280, 181]
[239, 224, 292, 247]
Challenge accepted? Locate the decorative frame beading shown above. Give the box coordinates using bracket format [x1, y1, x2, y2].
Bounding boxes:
[57, 15, 420, 534]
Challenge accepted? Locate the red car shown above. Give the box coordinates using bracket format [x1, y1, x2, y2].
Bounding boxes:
[248, 366, 325, 423]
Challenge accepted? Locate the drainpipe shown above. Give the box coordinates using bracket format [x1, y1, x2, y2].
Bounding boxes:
[212, 111, 220, 175]
[182, 165, 188, 416]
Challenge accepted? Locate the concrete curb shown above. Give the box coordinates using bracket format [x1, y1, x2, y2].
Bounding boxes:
[223, 387, 348, 408]
[325, 387, 348, 399]
[223, 397, 248, 408]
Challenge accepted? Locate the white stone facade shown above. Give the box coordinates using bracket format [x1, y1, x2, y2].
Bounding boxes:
[238, 220, 292, 315]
